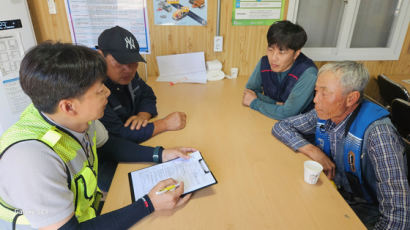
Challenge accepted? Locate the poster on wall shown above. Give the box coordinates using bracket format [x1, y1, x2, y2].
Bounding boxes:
[232, 0, 285, 26]
[64, 0, 151, 54]
[154, 0, 207, 26]
[0, 32, 32, 131]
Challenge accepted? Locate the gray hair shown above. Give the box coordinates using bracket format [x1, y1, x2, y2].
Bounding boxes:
[318, 61, 369, 97]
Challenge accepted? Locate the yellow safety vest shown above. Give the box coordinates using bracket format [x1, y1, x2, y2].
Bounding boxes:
[0, 104, 102, 227]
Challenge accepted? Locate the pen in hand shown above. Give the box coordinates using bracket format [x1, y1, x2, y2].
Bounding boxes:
[156, 182, 180, 195]
[148, 180, 191, 211]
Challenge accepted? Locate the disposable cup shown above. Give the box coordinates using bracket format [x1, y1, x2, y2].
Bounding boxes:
[304, 160, 323, 184]
[230, 67, 238, 78]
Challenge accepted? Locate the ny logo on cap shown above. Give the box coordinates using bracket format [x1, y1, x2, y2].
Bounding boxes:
[124, 36, 136, 50]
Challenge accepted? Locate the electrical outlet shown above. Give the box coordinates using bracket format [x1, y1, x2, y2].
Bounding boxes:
[47, 0, 57, 14]
[214, 36, 223, 52]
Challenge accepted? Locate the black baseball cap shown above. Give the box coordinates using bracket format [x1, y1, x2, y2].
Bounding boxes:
[97, 26, 146, 64]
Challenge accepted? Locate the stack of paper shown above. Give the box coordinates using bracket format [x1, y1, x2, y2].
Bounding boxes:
[156, 52, 207, 84]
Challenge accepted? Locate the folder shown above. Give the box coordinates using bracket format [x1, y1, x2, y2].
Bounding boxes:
[128, 151, 217, 202]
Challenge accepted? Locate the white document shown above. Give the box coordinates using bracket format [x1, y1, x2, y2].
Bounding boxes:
[64, 0, 151, 53]
[0, 32, 32, 134]
[129, 151, 217, 201]
[156, 52, 207, 84]
[0, 33, 31, 114]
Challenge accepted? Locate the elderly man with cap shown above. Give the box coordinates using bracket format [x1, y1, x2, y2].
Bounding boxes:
[272, 61, 410, 229]
[97, 26, 186, 144]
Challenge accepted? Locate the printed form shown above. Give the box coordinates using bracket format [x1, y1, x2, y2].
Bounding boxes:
[129, 151, 217, 201]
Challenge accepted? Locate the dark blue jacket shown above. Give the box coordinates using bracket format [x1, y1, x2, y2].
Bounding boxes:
[260, 53, 316, 113]
[100, 73, 157, 143]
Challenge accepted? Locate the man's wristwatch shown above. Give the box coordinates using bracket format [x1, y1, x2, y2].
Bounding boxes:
[153, 146, 164, 163]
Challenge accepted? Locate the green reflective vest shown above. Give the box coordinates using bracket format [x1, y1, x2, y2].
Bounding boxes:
[0, 104, 102, 226]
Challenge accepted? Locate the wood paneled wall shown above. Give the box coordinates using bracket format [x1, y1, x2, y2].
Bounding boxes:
[26, 0, 71, 43]
[26, 0, 410, 99]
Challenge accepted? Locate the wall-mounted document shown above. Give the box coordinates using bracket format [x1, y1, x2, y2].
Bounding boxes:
[156, 52, 207, 84]
[0, 32, 32, 134]
[64, 0, 151, 53]
[129, 151, 217, 201]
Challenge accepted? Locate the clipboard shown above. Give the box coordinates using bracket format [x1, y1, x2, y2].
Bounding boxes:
[128, 151, 217, 202]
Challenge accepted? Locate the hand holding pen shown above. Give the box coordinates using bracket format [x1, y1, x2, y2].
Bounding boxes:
[148, 178, 191, 211]
[156, 182, 180, 195]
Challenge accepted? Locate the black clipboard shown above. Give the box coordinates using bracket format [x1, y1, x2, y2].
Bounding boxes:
[128, 151, 217, 202]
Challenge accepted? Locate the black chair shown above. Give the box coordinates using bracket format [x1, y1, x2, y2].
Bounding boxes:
[377, 74, 410, 109]
[391, 98, 410, 140]
[403, 138, 410, 184]
[390, 98, 410, 183]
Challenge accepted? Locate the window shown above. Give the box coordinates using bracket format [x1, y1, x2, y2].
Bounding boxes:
[287, 0, 410, 60]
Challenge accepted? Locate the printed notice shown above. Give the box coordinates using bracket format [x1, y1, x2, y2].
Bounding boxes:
[64, 0, 151, 53]
[0, 32, 31, 115]
[232, 0, 285, 26]
[2, 77, 30, 114]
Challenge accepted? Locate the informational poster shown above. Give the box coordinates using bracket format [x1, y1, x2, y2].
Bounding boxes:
[232, 0, 285, 26]
[154, 0, 207, 26]
[0, 32, 31, 117]
[64, 0, 151, 53]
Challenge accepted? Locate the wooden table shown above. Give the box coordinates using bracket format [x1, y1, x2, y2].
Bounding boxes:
[101, 77, 365, 230]
[388, 74, 410, 92]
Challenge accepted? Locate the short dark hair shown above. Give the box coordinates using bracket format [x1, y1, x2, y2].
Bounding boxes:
[267, 20, 307, 51]
[19, 42, 107, 113]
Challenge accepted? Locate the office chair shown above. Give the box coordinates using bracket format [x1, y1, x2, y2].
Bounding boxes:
[390, 98, 410, 184]
[377, 74, 410, 108]
[404, 138, 410, 185]
[391, 98, 410, 141]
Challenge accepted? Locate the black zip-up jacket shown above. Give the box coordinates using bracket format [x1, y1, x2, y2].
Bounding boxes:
[100, 73, 157, 143]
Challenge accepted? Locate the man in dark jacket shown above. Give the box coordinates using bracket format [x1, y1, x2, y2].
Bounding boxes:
[95, 26, 190, 192]
[242, 20, 317, 120]
[97, 26, 186, 144]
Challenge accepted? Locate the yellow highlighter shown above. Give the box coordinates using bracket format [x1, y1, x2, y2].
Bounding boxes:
[156, 183, 180, 195]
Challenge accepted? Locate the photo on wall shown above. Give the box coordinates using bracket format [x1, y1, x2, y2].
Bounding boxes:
[154, 0, 207, 26]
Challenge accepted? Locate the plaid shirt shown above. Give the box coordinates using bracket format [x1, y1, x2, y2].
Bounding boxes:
[272, 109, 410, 230]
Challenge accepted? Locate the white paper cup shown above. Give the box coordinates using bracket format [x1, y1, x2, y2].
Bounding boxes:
[230, 67, 238, 78]
[304, 160, 323, 184]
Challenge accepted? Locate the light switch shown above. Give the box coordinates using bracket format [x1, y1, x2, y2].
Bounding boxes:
[214, 36, 223, 52]
[47, 0, 57, 14]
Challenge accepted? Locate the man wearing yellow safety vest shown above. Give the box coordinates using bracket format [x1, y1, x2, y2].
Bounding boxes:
[0, 42, 192, 230]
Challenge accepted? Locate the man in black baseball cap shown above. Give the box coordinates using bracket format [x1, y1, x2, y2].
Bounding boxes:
[96, 26, 187, 189]
[98, 26, 146, 64]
